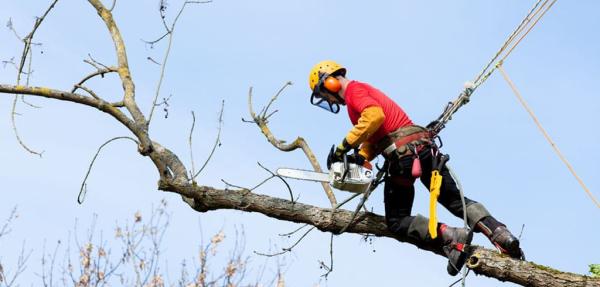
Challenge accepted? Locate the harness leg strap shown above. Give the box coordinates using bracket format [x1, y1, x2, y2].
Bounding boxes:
[466, 202, 491, 229]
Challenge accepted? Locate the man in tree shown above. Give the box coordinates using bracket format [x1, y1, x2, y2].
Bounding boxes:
[308, 60, 524, 275]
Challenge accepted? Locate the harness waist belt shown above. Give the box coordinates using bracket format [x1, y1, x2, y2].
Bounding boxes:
[382, 131, 431, 156]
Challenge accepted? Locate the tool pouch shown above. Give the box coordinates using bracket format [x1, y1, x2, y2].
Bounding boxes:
[411, 156, 422, 177]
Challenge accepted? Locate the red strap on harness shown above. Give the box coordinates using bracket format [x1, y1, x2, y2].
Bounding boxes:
[393, 131, 430, 148]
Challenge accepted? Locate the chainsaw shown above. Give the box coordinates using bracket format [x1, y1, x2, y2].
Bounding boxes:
[276, 154, 374, 193]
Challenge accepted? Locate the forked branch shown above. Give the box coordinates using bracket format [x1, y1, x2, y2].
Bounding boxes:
[247, 83, 338, 207]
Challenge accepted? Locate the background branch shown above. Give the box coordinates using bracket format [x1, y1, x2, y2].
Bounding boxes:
[192, 100, 225, 182]
[77, 136, 140, 204]
[146, 0, 211, 126]
[9, 0, 58, 157]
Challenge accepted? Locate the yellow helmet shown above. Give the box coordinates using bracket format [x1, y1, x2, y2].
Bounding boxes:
[308, 60, 346, 91]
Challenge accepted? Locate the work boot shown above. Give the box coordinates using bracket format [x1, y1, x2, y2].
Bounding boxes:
[488, 226, 525, 259]
[475, 217, 524, 259]
[439, 224, 472, 276]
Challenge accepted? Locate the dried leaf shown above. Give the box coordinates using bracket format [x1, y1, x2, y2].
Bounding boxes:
[115, 227, 123, 238]
[210, 230, 225, 255]
[78, 273, 90, 286]
[146, 275, 164, 287]
[225, 261, 237, 277]
[276, 274, 285, 287]
[134, 211, 142, 223]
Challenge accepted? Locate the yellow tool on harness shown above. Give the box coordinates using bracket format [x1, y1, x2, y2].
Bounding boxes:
[429, 170, 442, 239]
[428, 154, 449, 239]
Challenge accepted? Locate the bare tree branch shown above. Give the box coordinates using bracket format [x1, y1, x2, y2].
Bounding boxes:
[247, 84, 338, 207]
[0, 207, 18, 239]
[189, 111, 198, 180]
[0, 85, 137, 132]
[146, 0, 211, 125]
[318, 233, 334, 278]
[71, 67, 118, 94]
[192, 100, 225, 181]
[77, 136, 140, 204]
[87, 0, 152, 154]
[9, 0, 58, 157]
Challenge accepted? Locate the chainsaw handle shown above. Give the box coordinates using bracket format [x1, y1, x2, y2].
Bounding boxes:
[341, 152, 349, 181]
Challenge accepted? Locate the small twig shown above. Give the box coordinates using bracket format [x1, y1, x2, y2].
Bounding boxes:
[264, 109, 279, 120]
[241, 117, 256, 124]
[5, 241, 33, 287]
[449, 269, 471, 287]
[11, 95, 44, 157]
[147, 0, 210, 125]
[10, 0, 58, 157]
[2, 57, 17, 69]
[192, 100, 225, 181]
[6, 18, 23, 41]
[256, 162, 294, 202]
[221, 162, 291, 193]
[84, 54, 110, 70]
[254, 193, 361, 259]
[338, 190, 373, 234]
[71, 67, 118, 93]
[152, 94, 172, 119]
[319, 234, 334, 278]
[109, 0, 117, 11]
[254, 226, 316, 257]
[74, 85, 101, 100]
[146, 57, 161, 65]
[21, 48, 41, 109]
[189, 111, 197, 180]
[220, 179, 250, 191]
[0, 207, 18, 238]
[278, 224, 309, 237]
[111, 101, 125, 107]
[261, 81, 292, 119]
[518, 224, 525, 240]
[77, 136, 139, 204]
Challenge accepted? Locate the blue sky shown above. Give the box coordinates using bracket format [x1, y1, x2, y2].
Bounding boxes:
[1, 0, 599, 286]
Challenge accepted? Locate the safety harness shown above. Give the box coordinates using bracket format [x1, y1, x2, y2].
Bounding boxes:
[375, 125, 451, 240]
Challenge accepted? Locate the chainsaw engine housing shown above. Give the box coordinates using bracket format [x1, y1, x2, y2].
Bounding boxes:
[329, 162, 373, 193]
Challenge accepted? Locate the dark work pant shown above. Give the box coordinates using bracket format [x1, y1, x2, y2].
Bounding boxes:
[384, 146, 479, 242]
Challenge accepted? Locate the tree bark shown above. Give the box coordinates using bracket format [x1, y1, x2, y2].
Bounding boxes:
[467, 248, 600, 287]
[157, 179, 600, 287]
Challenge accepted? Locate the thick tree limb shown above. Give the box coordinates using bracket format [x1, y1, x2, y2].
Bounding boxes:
[467, 248, 600, 287]
[0, 85, 136, 137]
[87, 0, 152, 154]
[156, 179, 600, 287]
